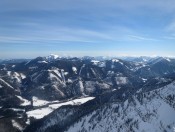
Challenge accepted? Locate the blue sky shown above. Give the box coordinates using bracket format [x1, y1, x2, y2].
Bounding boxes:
[0, 0, 175, 59]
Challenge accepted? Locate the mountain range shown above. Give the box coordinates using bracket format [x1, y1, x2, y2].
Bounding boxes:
[0, 55, 175, 132]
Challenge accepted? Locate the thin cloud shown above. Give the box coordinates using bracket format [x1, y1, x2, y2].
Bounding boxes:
[1, 0, 175, 12]
[166, 21, 175, 33]
[163, 36, 175, 40]
[127, 35, 158, 41]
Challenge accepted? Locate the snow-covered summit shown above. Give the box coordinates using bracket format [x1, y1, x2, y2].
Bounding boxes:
[46, 54, 59, 61]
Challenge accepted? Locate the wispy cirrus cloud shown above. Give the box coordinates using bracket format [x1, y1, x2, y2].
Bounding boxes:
[1, 0, 175, 12]
[166, 20, 175, 33]
[127, 35, 159, 41]
[0, 0, 175, 58]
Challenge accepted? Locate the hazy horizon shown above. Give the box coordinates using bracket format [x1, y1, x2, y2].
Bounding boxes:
[1, 53, 175, 60]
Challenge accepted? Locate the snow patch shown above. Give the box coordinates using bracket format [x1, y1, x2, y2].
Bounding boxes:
[64, 72, 69, 75]
[27, 97, 95, 119]
[27, 107, 53, 119]
[32, 96, 50, 107]
[72, 67, 77, 74]
[16, 95, 31, 106]
[91, 60, 99, 65]
[0, 78, 14, 89]
[38, 61, 48, 63]
[119, 62, 124, 65]
[10, 108, 25, 112]
[112, 59, 119, 62]
[165, 58, 171, 62]
[12, 120, 23, 131]
[46, 54, 59, 60]
[20, 73, 26, 79]
[115, 77, 128, 85]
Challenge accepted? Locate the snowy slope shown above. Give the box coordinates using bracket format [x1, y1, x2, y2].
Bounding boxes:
[66, 82, 175, 132]
[26, 97, 95, 119]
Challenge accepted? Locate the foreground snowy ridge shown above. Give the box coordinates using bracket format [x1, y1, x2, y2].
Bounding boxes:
[66, 82, 175, 132]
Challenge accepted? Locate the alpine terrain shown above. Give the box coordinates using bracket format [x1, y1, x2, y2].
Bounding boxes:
[0, 55, 175, 132]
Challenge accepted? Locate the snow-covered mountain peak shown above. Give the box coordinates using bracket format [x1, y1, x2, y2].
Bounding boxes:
[46, 54, 59, 61]
[112, 59, 120, 62]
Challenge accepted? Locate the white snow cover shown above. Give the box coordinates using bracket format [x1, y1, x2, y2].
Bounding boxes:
[60, 69, 66, 82]
[49, 97, 94, 109]
[16, 95, 31, 106]
[79, 64, 85, 75]
[164, 57, 171, 62]
[91, 60, 99, 65]
[7, 71, 11, 76]
[64, 72, 69, 75]
[10, 108, 25, 112]
[7, 71, 21, 83]
[115, 77, 128, 85]
[91, 60, 106, 67]
[48, 70, 63, 83]
[25, 60, 31, 65]
[78, 80, 84, 94]
[32, 72, 42, 83]
[20, 73, 26, 79]
[46, 54, 59, 60]
[32, 96, 50, 107]
[27, 107, 53, 119]
[0, 78, 14, 89]
[90, 68, 96, 77]
[12, 120, 23, 131]
[26, 97, 95, 119]
[66, 82, 175, 132]
[112, 59, 119, 62]
[119, 61, 124, 65]
[48, 68, 62, 78]
[67, 79, 73, 83]
[166, 58, 171, 62]
[107, 71, 114, 75]
[38, 61, 48, 63]
[98, 62, 106, 67]
[142, 78, 147, 82]
[72, 67, 77, 74]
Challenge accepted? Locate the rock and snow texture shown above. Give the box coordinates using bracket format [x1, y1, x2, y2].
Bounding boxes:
[66, 82, 175, 132]
[7, 71, 22, 83]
